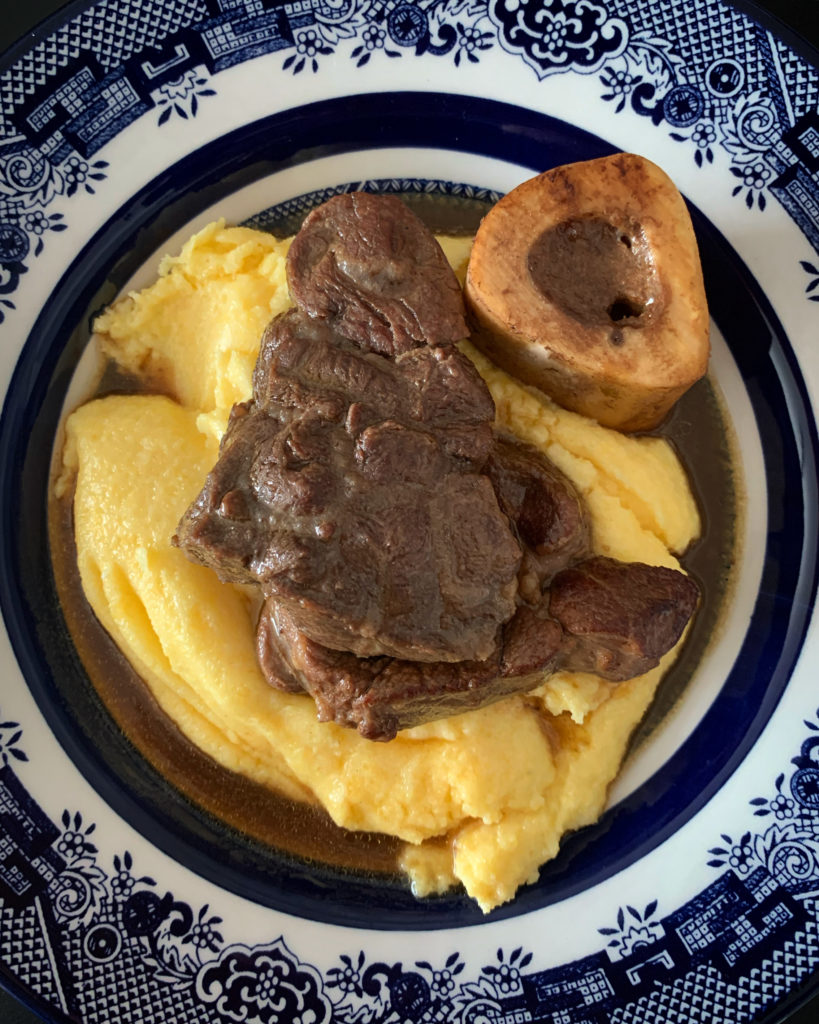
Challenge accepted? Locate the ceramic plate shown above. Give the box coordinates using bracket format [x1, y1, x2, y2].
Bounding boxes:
[1, 1, 818, 1021]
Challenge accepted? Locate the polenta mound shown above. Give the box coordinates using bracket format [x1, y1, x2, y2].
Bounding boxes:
[55, 220, 701, 912]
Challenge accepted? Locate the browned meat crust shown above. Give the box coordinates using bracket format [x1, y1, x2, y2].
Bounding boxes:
[175, 193, 700, 739]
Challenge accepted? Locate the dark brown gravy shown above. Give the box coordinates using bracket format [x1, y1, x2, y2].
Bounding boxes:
[47, 192, 740, 882]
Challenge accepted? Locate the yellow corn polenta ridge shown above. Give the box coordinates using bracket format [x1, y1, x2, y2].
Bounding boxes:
[437, 657, 669, 912]
[313, 698, 556, 841]
[462, 341, 701, 557]
[399, 842, 456, 899]
[93, 221, 291, 419]
[64, 395, 314, 802]
[530, 671, 613, 723]
[436, 234, 473, 286]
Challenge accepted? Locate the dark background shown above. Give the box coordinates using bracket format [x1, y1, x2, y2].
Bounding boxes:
[1, 0, 817, 1021]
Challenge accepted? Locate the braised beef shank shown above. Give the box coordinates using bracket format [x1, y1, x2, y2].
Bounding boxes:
[175, 309, 521, 663]
[256, 556, 698, 741]
[287, 191, 469, 357]
[175, 192, 699, 739]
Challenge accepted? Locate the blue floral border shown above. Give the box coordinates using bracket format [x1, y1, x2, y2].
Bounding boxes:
[1, 707, 818, 1022]
[0, 0, 818, 324]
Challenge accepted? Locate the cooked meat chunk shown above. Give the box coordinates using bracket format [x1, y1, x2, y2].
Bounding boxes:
[286, 192, 469, 357]
[549, 556, 700, 679]
[175, 310, 520, 663]
[175, 193, 701, 739]
[499, 603, 564, 677]
[257, 553, 698, 741]
[257, 601, 563, 741]
[252, 308, 496, 463]
[172, 401, 303, 583]
[486, 435, 590, 602]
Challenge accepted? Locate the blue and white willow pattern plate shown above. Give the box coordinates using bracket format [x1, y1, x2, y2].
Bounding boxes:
[1, 0, 818, 1021]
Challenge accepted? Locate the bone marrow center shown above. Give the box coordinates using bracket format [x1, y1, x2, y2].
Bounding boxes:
[526, 216, 663, 332]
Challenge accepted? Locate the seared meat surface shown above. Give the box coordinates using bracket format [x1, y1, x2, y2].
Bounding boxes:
[549, 556, 700, 679]
[175, 310, 521, 662]
[175, 192, 700, 739]
[286, 192, 469, 356]
[256, 556, 698, 740]
[486, 435, 590, 603]
[256, 600, 563, 741]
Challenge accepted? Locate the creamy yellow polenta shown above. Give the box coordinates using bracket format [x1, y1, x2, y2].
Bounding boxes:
[57, 221, 701, 912]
